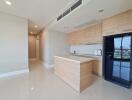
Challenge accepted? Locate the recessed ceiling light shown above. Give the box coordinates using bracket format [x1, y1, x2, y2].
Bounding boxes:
[30, 32, 33, 34]
[34, 25, 38, 28]
[30, 87, 34, 91]
[4, 0, 12, 6]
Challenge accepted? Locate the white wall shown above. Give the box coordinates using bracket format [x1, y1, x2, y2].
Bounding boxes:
[49, 30, 70, 64]
[0, 12, 28, 74]
[39, 30, 45, 61]
[40, 29, 70, 67]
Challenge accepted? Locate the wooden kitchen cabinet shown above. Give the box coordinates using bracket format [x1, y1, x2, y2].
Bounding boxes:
[54, 56, 96, 92]
[103, 9, 132, 36]
[68, 30, 86, 45]
[117, 10, 132, 33]
[69, 10, 132, 42]
[84, 24, 102, 44]
[102, 16, 118, 36]
[68, 24, 102, 45]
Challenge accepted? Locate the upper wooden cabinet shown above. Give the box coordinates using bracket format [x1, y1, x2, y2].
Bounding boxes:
[68, 10, 132, 45]
[68, 24, 102, 45]
[103, 9, 132, 36]
[102, 16, 118, 36]
[117, 10, 132, 33]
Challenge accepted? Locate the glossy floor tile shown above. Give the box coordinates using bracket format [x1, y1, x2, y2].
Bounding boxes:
[0, 61, 132, 100]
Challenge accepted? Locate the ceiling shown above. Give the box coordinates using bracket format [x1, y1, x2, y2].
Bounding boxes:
[28, 20, 43, 35]
[0, 0, 73, 34]
[50, 0, 132, 33]
[0, 0, 132, 34]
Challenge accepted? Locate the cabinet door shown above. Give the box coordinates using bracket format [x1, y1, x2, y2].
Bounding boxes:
[68, 24, 102, 45]
[117, 10, 132, 33]
[68, 32, 79, 45]
[83, 26, 94, 44]
[103, 10, 132, 36]
[68, 30, 86, 45]
[69, 24, 102, 45]
[85, 24, 102, 43]
[102, 16, 118, 36]
[68, 33, 76, 45]
[94, 24, 102, 43]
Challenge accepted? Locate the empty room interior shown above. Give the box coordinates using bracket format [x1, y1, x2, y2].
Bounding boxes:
[0, 0, 132, 100]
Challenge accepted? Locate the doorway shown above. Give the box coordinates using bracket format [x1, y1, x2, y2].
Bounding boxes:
[28, 34, 40, 61]
[103, 33, 132, 88]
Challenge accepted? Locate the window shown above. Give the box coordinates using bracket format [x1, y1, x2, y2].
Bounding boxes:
[122, 36, 131, 59]
[114, 37, 122, 59]
[114, 36, 131, 60]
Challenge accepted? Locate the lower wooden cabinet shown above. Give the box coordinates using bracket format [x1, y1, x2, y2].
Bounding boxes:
[54, 56, 96, 92]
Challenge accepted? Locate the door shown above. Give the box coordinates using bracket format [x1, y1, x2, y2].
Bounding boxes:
[112, 35, 131, 87]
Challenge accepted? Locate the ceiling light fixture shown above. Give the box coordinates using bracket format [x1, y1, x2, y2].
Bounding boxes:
[4, 0, 12, 6]
[30, 32, 33, 34]
[34, 25, 38, 28]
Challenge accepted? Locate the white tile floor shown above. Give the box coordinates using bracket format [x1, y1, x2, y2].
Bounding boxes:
[0, 61, 132, 100]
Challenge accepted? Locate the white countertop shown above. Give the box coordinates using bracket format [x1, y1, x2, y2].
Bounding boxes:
[55, 55, 95, 63]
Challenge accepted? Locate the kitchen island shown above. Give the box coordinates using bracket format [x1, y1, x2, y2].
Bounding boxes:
[54, 55, 97, 92]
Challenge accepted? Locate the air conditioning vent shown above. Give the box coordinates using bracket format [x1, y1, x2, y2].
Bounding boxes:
[57, 0, 82, 21]
[63, 8, 71, 17]
[71, 0, 82, 11]
[57, 14, 63, 21]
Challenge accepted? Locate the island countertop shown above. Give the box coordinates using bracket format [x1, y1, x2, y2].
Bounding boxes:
[54, 55, 97, 92]
[55, 55, 95, 63]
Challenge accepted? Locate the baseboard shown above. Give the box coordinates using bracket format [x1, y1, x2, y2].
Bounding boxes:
[0, 69, 29, 78]
[45, 63, 54, 69]
[41, 61, 54, 69]
[29, 58, 37, 61]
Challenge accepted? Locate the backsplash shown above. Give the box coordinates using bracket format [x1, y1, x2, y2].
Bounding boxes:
[70, 44, 103, 56]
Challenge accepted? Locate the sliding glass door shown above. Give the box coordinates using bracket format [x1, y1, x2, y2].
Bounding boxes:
[112, 35, 131, 84]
